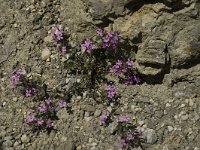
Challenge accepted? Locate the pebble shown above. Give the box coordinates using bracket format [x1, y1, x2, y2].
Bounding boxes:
[144, 128, 157, 144]
[167, 126, 174, 132]
[2, 140, 13, 148]
[181, 114, 189, 121]
[41, 48, 51, 61]
[13, 97, 18, 102]
[94, 109, 101, 117]
[21, 134, 30, 143]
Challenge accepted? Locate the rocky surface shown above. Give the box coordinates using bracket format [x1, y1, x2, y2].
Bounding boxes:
[0, 0, 200, 150]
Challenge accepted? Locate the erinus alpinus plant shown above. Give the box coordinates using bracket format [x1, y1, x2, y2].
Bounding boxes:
[10, 25, 144, 149]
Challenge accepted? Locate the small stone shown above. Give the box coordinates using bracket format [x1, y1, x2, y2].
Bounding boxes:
[167, 126, 174, 132]
[107, 122, 118, 134]
[181, 114, 189, 121]
[144, 128, 157, 144]
[165, 103, 171, 108]
[21, 134, 30, 143]
[41, 48, 51, 61]
[44, 36, 52, 43]
[81, 104, 95, 112]
[57, 109, 69, 121]
[138, 120, 145, 126]
[2, 140, 13, 148]
[77, 96, 82, 100]
[84, 112, 90, 117]
[84, 116, 93, 122]
[56, 141, 75, 150]
[13, 97, 18, 102]
[13, 141, 20, 147]
[94, 109, 101, 117]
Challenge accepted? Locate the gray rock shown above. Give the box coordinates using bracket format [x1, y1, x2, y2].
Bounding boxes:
[136, 38, 169, 76]
[171, 23, 200, 68]
[2, 140, 13, 148]
[84, 0, 137, 20]
[144, 128, 157, 144]
[57, 109, 69, 121]
[107, 122, 118, 134]
[167, 126, 174, 132]
[0, 31, 17, 64]
[94, 109, 101, 117]
[56, 141, 75, 150]
[21, 134, 30, 143]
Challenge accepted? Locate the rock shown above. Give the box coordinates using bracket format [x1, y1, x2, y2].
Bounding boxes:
[21, 134, 30, 143]
[107, 122, 118, 134]
[2, 140, 13, 148]
[94, 109, 101, 117]
[167, 126, 174, 132]
[0, 31, 17, 64]
[144, 128, 157, 144]
[171, 23, 200, 68]
[81, 104, 95, 112]
[56, 141, 75, 150]
[136, 38, 169, 76]
[57, 109, 69, 121]
[84, 0, 137, 20]
[41, 48, 51, 61]
[44, 35, 52, 43]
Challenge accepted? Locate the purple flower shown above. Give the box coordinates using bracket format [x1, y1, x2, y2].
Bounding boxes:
[124, 75, 141, 85]
[17, 68, 26, 75]
[48, 106, 55, 112]
[10, 75, 20, 86]
[46, 119, 52, 128]
[25, 89, 32, 97]
[37, 117, 44, 126]
[123, 114, 130, 123]
[50, 25, 64, 46]
[117, 139, 127, 149]
[81, 38, 96, 54]
[26, 113, 35, 124]
[45, 98, 52, 105]
[109, 60, 127, 76]
[104, 84, 117, 99]
[96, 28, 103, 36]
[61, 46, 67, 52]
[103, 31, 120, 49]
[38, 103, 47, 113]
[126, 58, 134, 68]
[99, 111, 110, 125]
[115, 114, 130, 123]
[138, 130, 144, 137]
[58, 100, 67, 108]
[127, 134, 134, 141]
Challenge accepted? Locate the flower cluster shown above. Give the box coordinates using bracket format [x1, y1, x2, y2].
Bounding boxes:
[25, 98, 55, 129]
[99, 113, 144, 149]
[123, 75, 141, 85]
[115, 114, 130, 123]
[109, 58, 141, 85]
[109, 60, 128, 76]
[117, 129, 144, 149]
[104, 84, 117, 99]
[102, 31, 120, 49]
[99, 111, 110, 126]
[81, 38, 96, 54]
[25, 87, 38, 97]
[50, 25, 67, 52]
[10, 68, 26, 86]
[25, 97, 69, 130]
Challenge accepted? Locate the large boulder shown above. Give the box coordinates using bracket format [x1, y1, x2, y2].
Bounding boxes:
[171, 23, 200, 68]
[136, 38, 169, 76]
[83, 0, 138, 20]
